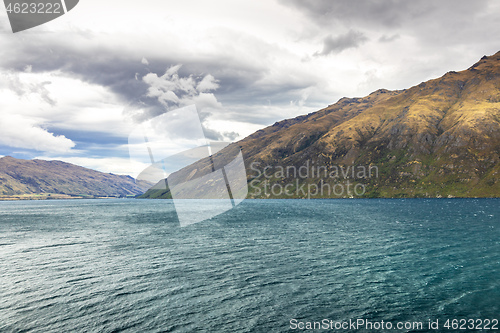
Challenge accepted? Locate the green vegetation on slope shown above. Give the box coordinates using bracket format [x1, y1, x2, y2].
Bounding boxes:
[142, 52, 500, 199]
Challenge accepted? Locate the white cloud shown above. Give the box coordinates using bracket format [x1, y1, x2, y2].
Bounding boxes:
[197, 74, 219, 92]
[0, 113, 75, 153]
[1, 70, 56, 105]
[1, 71, 133, 136]
[142, 65, 221, 112]
[0, 73, 75, 153]
[203, 118, 263, 141]
[35, 156, 149, 176]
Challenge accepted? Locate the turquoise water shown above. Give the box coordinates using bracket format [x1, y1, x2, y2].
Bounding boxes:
[0, 199, 498, 332]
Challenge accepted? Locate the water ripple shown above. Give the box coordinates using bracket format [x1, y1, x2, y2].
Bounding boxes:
[0, 198, 498, 332]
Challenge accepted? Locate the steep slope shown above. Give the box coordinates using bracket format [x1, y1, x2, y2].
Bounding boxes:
[0, 156, 151, 198]
[142, 52, 500, 199]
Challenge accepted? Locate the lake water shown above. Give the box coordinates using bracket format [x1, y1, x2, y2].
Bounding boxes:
[0, 199, 499, 332]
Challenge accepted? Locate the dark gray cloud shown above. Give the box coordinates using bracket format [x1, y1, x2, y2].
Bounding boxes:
[314, 30, 368, 56]
[0, 29, 321, 115]
[0, 29, 325, 150]
[280, 0, 489, 29]
[1, 33, 151, 103]
[282, 0, 498, 76]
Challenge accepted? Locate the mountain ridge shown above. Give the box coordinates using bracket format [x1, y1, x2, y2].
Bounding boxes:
[144, 51, 500, 198]
[0, 156, 151, 199]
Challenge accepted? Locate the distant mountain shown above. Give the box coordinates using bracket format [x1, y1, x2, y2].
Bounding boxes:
[142, 51, 500, 199]
[0, 156, 151, 198]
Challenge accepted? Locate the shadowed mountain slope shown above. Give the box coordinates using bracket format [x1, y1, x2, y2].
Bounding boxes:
[0, 156, 151, 198]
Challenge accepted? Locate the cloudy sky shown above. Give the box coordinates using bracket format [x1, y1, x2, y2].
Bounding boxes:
[1, 0, 499, 176]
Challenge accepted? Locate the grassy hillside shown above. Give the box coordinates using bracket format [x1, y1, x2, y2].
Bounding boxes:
[142, 52, 500, 199]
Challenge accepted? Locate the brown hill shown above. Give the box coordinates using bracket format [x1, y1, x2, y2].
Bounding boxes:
[142, 52, 500, 199]
[0, 156, 151, 198]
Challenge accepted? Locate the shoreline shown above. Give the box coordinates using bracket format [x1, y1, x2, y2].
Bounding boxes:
[0, 194, 135, 201]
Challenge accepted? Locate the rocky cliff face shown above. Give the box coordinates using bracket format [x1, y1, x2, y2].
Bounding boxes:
[0, 156, 151, 198]
[142, 52, 500, 199]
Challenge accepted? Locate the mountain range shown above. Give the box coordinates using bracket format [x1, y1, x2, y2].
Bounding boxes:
[142, 51, 500, 199]
[0, 156, 150, 199]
